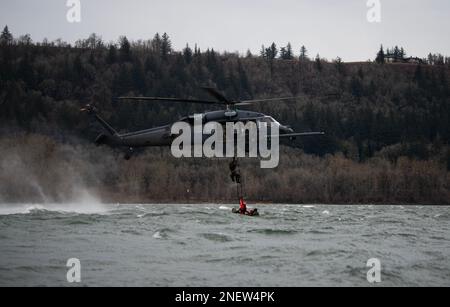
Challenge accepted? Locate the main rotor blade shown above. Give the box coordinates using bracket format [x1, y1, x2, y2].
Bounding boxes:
[201, 87, 229, 103]
[240, 97, 302, 104]
[118, 97, 219, 105]
[272, 132, 326, 138]
[233, 102, 253, 106]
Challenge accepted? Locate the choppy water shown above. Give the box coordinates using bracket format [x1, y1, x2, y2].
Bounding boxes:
[0, 203, 449, 287]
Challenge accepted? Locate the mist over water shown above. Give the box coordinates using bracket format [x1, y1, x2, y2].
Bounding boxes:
[0, 134, 117, 206]
[0, 203, 449, 287]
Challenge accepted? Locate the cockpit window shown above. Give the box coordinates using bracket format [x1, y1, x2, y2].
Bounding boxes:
[259, 116, 280, 125]
[259, 117, 273, 123]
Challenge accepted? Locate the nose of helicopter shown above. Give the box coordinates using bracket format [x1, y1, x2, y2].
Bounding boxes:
[280, 125, 294, 134]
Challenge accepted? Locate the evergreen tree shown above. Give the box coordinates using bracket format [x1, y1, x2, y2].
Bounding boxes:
[280, 43, 293, 60]
[119, 36, 131, 62]
[107, 44, 117, 64]
[152, 33, 162, 54]
[386, 48, 391, 57]
[286, 43, 293, 59]
[299, 45, 308, 61]
[376, 45, 385, 64]
[161, 33, 172, 61]
[206, 48, 217, 72]
[194, 44, 201, 57]
[0, 25, 13, 45]
[280, 47, 287, 59]
[268, 42, 278, 60]
[314, 54, 323, 71]
[393, 46, 400, 61]
[399, 47, 406, 59]
[334, 57, 345, 75]
[260, 45, 266, 58]
[261, 43, 278, 77]
[183, 44, 193, 64]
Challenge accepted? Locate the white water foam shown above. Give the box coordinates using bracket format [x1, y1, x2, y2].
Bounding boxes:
[0, 204, 44, 215]
[153, 231, 163, 239]
[0, 203, 109, 216]
[0, 192, 108, 215]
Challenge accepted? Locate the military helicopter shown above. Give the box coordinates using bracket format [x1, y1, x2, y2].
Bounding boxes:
[81, 87, 324, 160]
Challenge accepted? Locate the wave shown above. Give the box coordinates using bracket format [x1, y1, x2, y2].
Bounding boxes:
[248, 228, 298, 235]
[306, 249, 347, 257]
[152, 227, 177, 240]
[153, 231, 164, 239]
[135, 211, 167, 218]
[0, 202, 109, 216]
[0, 204, 46, 215]
[199, 232, 233, 242]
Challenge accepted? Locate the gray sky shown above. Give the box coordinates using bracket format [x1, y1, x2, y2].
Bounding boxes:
[1, 0, 449, 61]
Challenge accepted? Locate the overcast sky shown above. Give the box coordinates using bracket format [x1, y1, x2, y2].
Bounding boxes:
[1, 0, 449, 61]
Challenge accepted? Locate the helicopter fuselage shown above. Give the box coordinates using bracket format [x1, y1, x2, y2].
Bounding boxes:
[101, 109, 293, 149]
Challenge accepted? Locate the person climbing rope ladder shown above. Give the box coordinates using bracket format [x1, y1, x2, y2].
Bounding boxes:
[229, 158, 241, 184]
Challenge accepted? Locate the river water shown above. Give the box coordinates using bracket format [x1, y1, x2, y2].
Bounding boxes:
[0, 203, 449, 286]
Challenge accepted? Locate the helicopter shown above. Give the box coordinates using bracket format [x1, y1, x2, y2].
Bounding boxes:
[81, 87, 325, 160]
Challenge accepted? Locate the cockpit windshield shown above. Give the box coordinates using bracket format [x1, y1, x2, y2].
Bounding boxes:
[259, 116, 281, 126]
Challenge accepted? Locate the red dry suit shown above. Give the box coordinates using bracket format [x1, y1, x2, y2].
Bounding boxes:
[239, 198, 247, 214]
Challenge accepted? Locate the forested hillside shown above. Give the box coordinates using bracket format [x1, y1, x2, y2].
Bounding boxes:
[1, 26, 449, 204]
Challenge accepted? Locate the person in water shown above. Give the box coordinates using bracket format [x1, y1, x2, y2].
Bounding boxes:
[239, 197, 248, 214]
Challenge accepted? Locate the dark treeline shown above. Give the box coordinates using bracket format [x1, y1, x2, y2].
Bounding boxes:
[0, 26, 449, 204]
